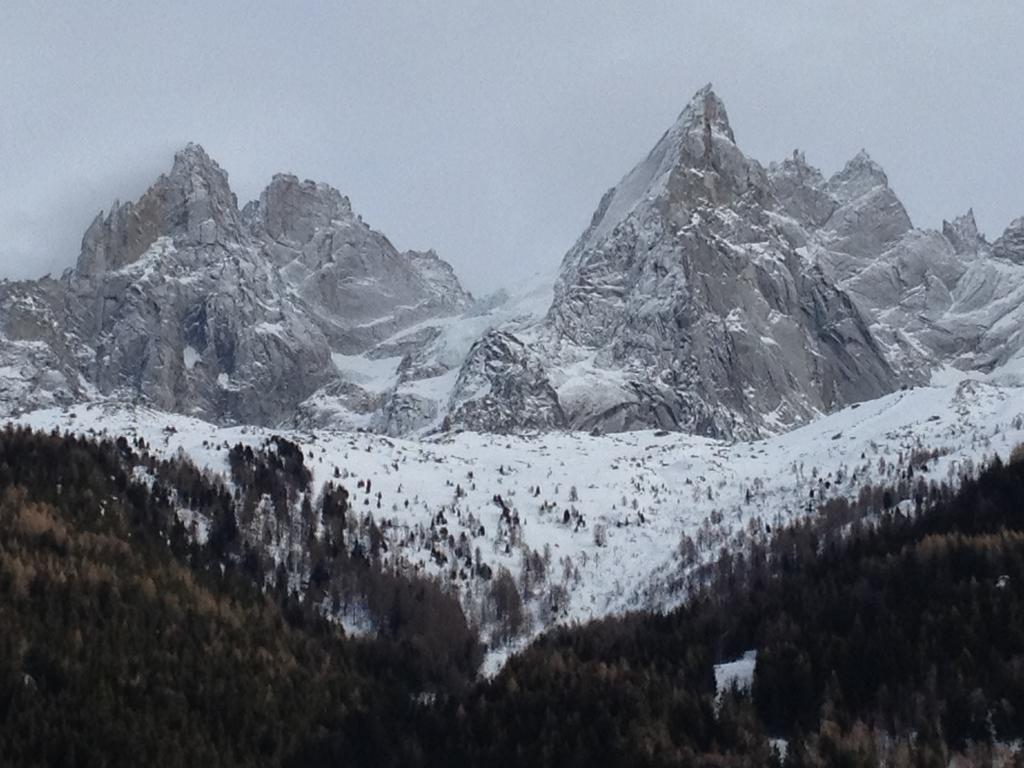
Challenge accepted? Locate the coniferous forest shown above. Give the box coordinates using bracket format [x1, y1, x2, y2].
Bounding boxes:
[1, 425, 1023, 766]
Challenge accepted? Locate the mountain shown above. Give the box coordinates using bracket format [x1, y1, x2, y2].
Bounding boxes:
[448, 85, 1024, 438]
[7, 396, 1024, 767]
[20, 370, 1024, 675]
[2, 87, 1023, 439]
[0, 144, 472, 425]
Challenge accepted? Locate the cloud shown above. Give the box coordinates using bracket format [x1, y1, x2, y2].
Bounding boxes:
[1, 1, 1021, 293]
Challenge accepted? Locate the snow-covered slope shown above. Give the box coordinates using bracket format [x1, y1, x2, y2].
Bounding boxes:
[18, 369, 1023, 669]
[838, 209, 1024, 378]
[295, 266, 556, 435]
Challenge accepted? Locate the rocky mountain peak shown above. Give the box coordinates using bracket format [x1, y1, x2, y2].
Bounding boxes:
[942, 209, 983, 254]
[768, 150, 835, 226]
[993, 216, 1024, 264]
[821, 149, 912, 260]
[574, 85, 754, 250]
[76, 143, 242, 276]
[827, 149, 891, 202]
[675, 83, 735, 144]
[774, 149, 821, 178]
[170, 142, 221, 176]
[6, 88, 1023, 444]
[256, 174, 354, 248]
[163, 142, 242, 236]
[0, 142, 477, 427]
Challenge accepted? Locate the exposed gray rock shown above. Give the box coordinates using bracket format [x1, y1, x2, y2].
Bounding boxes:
[445, 85, 1024, 438]
[4, 88, 1023, 439]
[769, 150, 836, 227]
[818, 150, 914, 279]
[942, 209, 983, 255]
[78, 144, 242, 277]
[0, 145, 471, 424]
[447, 330, 566, 433]
[993, 217, 1024, 264]
[449, 86, 903, 438]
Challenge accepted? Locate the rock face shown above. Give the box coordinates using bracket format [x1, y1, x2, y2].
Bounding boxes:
[444, 87, 906, 437]
[447, 330, 566, 433]
[0, 144, 471, 424]
[993, 218, 1024, 264]
[3, 88, 1023, 438]
[77, 144, 244, 277]
[443, 84, 1024, 438]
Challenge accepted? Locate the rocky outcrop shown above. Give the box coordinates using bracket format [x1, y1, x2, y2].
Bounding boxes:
[447, 86, 906, 438]
[77, 144, 243, 277]
[447, 331, 566, 433]
[769, 150, 836, 228]
[816, 151, 914, 281]
[0, 145, 471, 424]
[942, 209, 982, 255]
[446, 84, 1024, 438]
[3, 88, 1023, 439]
[993, 217, 1024, 264]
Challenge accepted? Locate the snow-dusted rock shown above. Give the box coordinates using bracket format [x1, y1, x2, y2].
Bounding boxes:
[2, 87, 1023, 439]
[993, 217, 1024, 264]
[466, 85, 906, 438]
[768, 150, 836, 228]
[448, 330, 566, 432]
[942, 209, 983, 255]
[0, 145, 471, 424]
[78, 143, 243, 277]
[818, 150, 914, 280]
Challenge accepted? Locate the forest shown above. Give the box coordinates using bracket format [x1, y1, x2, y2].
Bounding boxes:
[1, 424, 1023, 766]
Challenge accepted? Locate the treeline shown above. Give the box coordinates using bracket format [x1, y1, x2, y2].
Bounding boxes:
[0, 425, 475, 766]
[223, 437, 482, 687]
[3, 423, 1024, 766]
[299, 450, 1024, 767]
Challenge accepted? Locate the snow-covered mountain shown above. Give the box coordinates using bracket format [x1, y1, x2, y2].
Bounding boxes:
[449, 85, 1024, 438]
[2, 85, 1024, 440]
[4, 84, 1024, 668]
[18, 368, 1024, 670]
[0, 144, 473, 426]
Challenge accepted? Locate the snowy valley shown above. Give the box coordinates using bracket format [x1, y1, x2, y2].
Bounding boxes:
[19, 366, 1024, 670]
[3, 82, 1024, 671]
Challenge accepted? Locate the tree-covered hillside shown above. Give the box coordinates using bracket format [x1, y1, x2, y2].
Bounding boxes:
[0, 426, 475, 766]
[1, 425, 1023, 766]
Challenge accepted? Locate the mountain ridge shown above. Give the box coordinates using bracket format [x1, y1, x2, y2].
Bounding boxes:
[449, 85, 1024, 437]
[0, 144, 473, 426]
[2, 86, 1023, 439]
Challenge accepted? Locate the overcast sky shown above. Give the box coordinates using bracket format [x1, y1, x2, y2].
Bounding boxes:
[1, 1, 1021, 294]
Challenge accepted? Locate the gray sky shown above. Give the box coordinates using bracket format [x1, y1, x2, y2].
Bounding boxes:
[2, 1, 1021, 295]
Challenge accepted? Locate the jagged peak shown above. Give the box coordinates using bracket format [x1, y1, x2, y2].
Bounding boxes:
[161, 142, 238, 216]
[954, 207, 977, 226]
[674, 83, 735, 143]
[827, 149, 891, 202]
[169, 142, 226, 179]
[75, 143, 242, 276]
[1002, 215, 1024, 233]
[574, 83, 751, 250]
[406, 248, 442, 261]
[942, 208, 982, 253]
[256, 173, 355, 245]
[770, 149, 826, 182]
[992, 215, 1024, 264]
[840, 149, 887, 180]
[175, 141, 210, 161]
[787, 148, 809, 166]
[262, 173, 352, 213]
